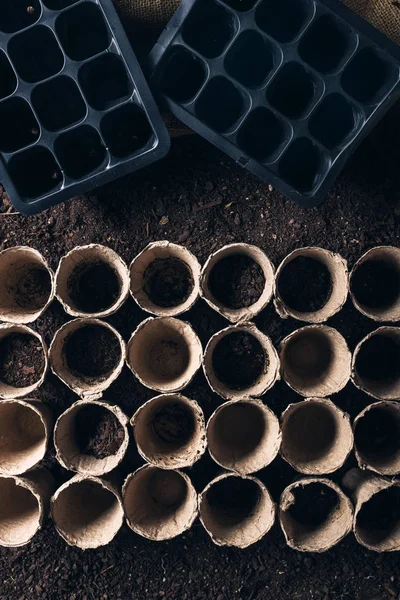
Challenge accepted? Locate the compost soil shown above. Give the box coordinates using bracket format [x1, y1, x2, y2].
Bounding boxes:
[357, 487, 400, 533]
[0, 333, 44, 387]
[212, 331, 267, 389]
[351, 259, 400, 309]
[355, 334, 400, 382]
[206, 477, 261, 523]
[65, 325, 120, 378]
[0, 92, 400, 599]
[15, 267, 52, 309]
[355, 406, 400, 459]
[152, 402, 195, 445]
[278, 256, 333, 312]
[287, 483, 339, 528]
[208, 254, 265, 309]
[143, 257, 194, 307]
[68, 262, 121, 313]
[75, 405, 124, 459]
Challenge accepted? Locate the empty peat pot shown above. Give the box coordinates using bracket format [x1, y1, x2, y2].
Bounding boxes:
[280, 325, 351, 397]
[54, 399, 129, 476]
[123, 465, 198, 540]
[274, 247, 348, 323]
[350, 246, 400, 322]
[279, 478, 353, 552]
[127, 316, 202, 393]
[131, 393, 206, 469]
[50, 318, 126, 397]
[55, 244, 130, 318]
[352, 327, 400, 400]
[0, 246, 54, 324]
[0, 467, 54, 548]
[51, 474, 124, 549]
[0, 323, 48, 399]
[0, 399, 53, 475]
[200, 243, 275, 323]
[354, 401, 400, 475]
[281, 398, 353, 475]
[130, 241, 201, 317]
[207, 399, 281, 475]
[203, 322, 279, 400]
[199, 473, 275, 548]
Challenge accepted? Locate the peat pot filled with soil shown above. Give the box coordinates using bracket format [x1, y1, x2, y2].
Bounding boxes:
[54, 399, 129, 475]
[130, 241, 201, 317]
[0, 246, 54, 324]
[350, 246, 400, 322]
[203, 322, 279, 400]
[274, 247, 348, 323]
[55, 244, 130, 318]
[131, 393, 206, 469]
[0, 323, 48, 399]
[200, 243, 275, 323]
[50, 318, 126, 397]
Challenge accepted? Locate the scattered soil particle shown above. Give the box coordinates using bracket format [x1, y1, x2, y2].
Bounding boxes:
[287, 483, 339, 528]
[352, 259, 400, 309]
[65, 325, 121, 378]
[14, 267, 51, 309]
[152, 402, 195, 445]
[212, 331, 267, 390]
[278, 256, 333, 312]
[355, 406, 400, 460]
[75, 404, 124, 459]
[355, 334, 400, 382]
[208, 254, 265, 309]
[357, 487, 400, 533]
[206, 477, 261, 523]
[0, 333, 44, 387]
[68, 262, 121, 313]
[143, 257, 194, 308]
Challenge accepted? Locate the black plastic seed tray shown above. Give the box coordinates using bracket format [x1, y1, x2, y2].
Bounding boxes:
[150, 0, 400, 207]
[0, 0, 170, 215]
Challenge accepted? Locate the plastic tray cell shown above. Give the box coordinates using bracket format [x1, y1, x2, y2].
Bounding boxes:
[0, 0, 169, 215]
[150, 0, 400, 206]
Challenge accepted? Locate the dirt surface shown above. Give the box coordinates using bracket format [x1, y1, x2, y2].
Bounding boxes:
[66, 325, 121, 378]
[354, 405, 400, 460]
[68, 262, 121, 313]
[287, 483, 339, 528]
[15, 267, 52, 310]
[75, 405, 124, 459]
[354, 333, 400, 382]
[143, 257, 194, 307]
[351, 259, 400, 310]
[152, 402, 195, 445]
[277, 256, 333, 312]
[212, 331, 267, 389]
[208, 254, 265, 309]
[0, 333, 44, 387]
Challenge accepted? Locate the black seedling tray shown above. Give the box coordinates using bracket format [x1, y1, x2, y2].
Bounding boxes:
[150, 0, 400, 207]
[0, 0, 170, 215]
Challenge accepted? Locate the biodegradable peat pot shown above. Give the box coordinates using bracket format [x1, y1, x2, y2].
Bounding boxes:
[0, 467, 54, 548]
[350, 246, 400, 322]
[343, 468, 400, 552]
[199, 473, 275, 548]
[51, 474, 124, 549]
[130, 241, 201, 317]
[203, 322, 279, 400]
[281, 398, 353, 475]
[131, 393, 206, 469]
[274, 247, 348, 323]
[123, 465, 198, 541]
[279, 478, 353, 552]
[0, 324, 48, 399]
[280, 325, 351, 397]
[0, 246, 54, 324]
[207, 399, 281, 475]
[50, 318, 126, 398]
[54, 399, 129, 476]
[0, 399, 53, 475]
[352, 327, 400, 400]
[354, 401, 400, 476]
[127, 317, 202, 393]
[55, 244, 130, 318]
[200, 243, 275, 323]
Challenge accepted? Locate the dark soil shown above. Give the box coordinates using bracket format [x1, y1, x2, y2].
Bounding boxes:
[75, 404, 124, 459]
[287, 483, 339, 528]
[278, 256, 333, 312]
[212, 331, 267, 389]
[143, 257, 194, 307]
[357, 487, 400, 533]
[354, 406, 400, 459]
[351, 259, 400, 309]
[152, 402, 195, 445]
[65, 324, 121, 378]
[355, 334, 400, 382]
[15, 267, 52, 309]
[0, 333, 44, 387]
[208, 254, 265, 309]
[206, 477, 261, 523]
[68, 262, 121, 313]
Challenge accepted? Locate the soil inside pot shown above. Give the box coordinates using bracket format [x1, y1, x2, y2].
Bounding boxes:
[208, 254, 265, 309]
[212, 331, 267, 390]
[75, 404, 124, 459]
[152, 402, 195, 446]
[206, 477, 261, 524]
[143, 257, 194, 308]
[68, 262, 121, 313]
[357, 487, 400, 536]
[355, 334, 400, 382]
[352, 259, 400, 310]
[0, 333, 44, 387]
[287, 483, 339, 528]
[278, 256, 333, 312]
[15, 267, 52, 310]
[355, 407, 400, 460]
[65, 325, 121, 378]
